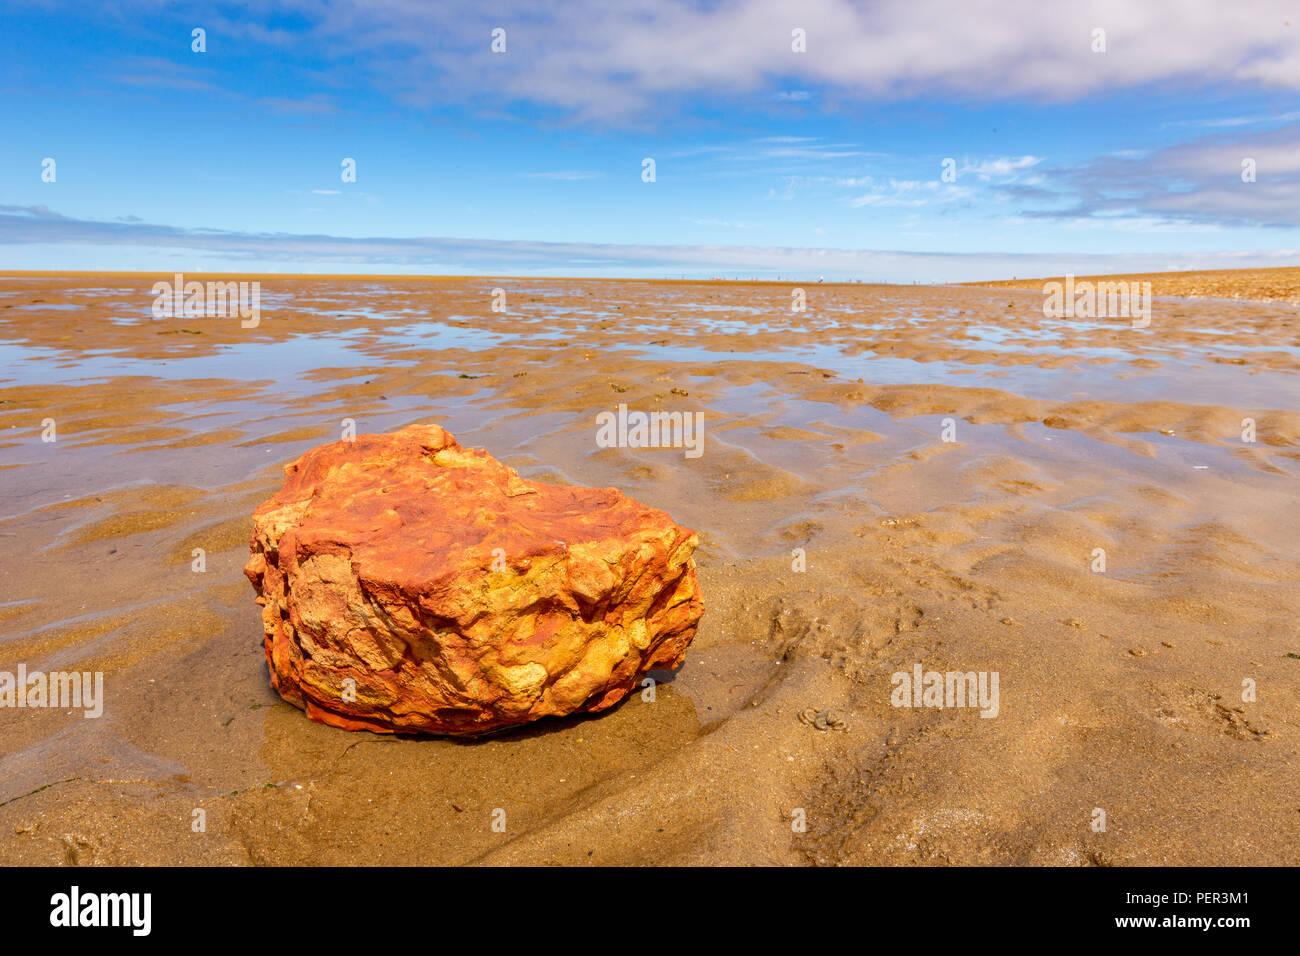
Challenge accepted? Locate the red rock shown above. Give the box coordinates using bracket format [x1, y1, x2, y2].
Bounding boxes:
[244, 424, 703, 735]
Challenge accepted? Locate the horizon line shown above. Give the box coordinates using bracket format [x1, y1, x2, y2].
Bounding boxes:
[1, 265, 1295, 286]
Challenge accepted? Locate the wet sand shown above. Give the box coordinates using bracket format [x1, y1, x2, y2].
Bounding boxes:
[0, 272, 1297, 865]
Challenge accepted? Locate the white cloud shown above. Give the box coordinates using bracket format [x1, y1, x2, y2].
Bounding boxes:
[1020, 125, 1300, 227]
[959, 155, 1043, 181]
[199, 0, 1300, 121]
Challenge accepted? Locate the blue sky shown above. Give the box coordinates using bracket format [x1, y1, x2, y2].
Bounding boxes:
[2, 0, 1299, 280]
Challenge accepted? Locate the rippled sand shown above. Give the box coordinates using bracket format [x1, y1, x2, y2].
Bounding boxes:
[1, 272, 1297, 865]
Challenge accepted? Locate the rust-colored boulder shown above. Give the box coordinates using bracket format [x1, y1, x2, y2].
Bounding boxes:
[244, 423, 703, 735]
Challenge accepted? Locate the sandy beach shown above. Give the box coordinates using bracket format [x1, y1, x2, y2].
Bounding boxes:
[975, 267, 1300, 306]
[0, 271, 1297, 865]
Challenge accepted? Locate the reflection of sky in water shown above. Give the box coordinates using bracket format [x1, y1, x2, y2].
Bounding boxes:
[0, 335, 383, 387]
[1, 290, 1294, 411]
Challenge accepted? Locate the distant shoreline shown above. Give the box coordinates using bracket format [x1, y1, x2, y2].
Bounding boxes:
[2, 265, 1298, 304]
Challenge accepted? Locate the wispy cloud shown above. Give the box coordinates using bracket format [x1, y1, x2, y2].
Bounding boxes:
[1162, 110, 1300, 129]
[959, 155, 1043, 181]
[847, 179, 971, 208]
[759, 144, 871, 160]
[110, 56, 224, 94]
[4, 203, 1298, 281]
[1, 204, 67, 220]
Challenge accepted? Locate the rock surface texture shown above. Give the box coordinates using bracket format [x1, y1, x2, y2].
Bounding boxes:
[245, 424, 704, 735]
